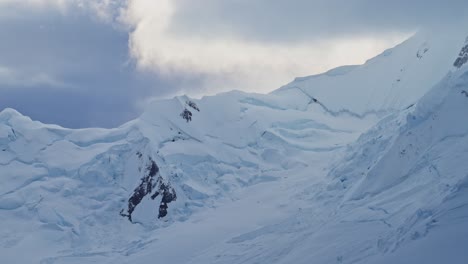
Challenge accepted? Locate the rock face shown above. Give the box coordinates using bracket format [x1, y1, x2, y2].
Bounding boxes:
[180, 108, 192, 122]
[120, 156, 176, 222]
[151, 174, 177, 219]
[416, 42, 430, 59]
[454, 37, 468, 68]
[186, 100, 200, 112]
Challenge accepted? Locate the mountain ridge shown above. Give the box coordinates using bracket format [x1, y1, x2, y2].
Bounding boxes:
[2, 29, 468, 263]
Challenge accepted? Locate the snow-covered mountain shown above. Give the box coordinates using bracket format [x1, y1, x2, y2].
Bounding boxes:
[1, 28, 468, 263]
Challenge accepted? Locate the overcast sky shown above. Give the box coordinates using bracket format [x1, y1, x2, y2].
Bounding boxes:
[1, 0, 467, 128]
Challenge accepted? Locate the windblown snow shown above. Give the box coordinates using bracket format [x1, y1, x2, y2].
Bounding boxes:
[1, 29, 468, 264]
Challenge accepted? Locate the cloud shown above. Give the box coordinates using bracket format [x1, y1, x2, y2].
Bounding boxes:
[2, 0, 466, 128]
[0, 1, 169, 128]
[0, 0, 67, 8]
[123, 0, 410, 95]
[170, 0, 468, 43]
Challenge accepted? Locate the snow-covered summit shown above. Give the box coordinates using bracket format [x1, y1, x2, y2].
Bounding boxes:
[2, 28, 468, 263]
[0, 108, 23, 120]
[275, 29, 468, 115]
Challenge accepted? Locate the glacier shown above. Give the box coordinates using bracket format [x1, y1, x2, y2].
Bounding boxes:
[1, 29, 468, 264]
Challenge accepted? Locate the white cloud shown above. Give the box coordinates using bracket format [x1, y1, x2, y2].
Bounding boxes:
[0, 0, 412, 95]
[0, 0, 426, 128]
[0, 0, 124, 22]
[0, 0, 68, 10]
[122, 0, 410, 95]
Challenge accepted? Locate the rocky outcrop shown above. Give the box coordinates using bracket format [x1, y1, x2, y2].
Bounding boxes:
[120, 156, 176, 222]
[180, 108, 192, 122]
[151, 180, 177, 218]
[187, 100, 200, 112]
[454, 38, 468, 68]
[416, 42, 429, 59]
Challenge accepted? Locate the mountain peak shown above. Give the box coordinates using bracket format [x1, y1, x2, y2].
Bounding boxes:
[3, 26, 468, 264]
[0, 108, 23, 121]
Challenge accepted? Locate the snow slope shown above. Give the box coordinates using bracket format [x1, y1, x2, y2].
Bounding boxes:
[152, 36, 468, 264]
[1, 29, 468, 263]
[276, 29, 467, 115]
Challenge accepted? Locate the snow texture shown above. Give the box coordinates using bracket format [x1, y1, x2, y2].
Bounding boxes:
[2, 28, 468, 264]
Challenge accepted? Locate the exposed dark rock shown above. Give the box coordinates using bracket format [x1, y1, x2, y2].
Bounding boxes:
[454, 40, 468, 68]
[416, 44, 429, 59]
[416, 48, 429, 59]
[120, 157, 177, 222]
[462, 90, 468, 97]
[120, 158, 158, 222]
[136, 151, 143, 159]
[151, 181, 177, 218]
[187, 100, 200, 112]
[180, 108, 192, 122]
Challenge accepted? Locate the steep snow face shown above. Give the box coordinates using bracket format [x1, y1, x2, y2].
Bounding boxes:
[322, 61, 468, 264]
[0, 90, 377, 263]
[276, 30, 468, 115]
[2, 29, 468, 264]
[168, 48, 468, 264]
[129, 90, 379, 223]
[292, 60, 468, 264]
[371, 90, 468, 262]
[0, 110, 163, 262]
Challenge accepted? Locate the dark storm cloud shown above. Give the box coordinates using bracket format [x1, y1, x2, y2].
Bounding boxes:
[171, 0, 468, 42]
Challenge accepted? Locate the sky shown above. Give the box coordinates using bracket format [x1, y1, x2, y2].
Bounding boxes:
[0, 0, 467, 128]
